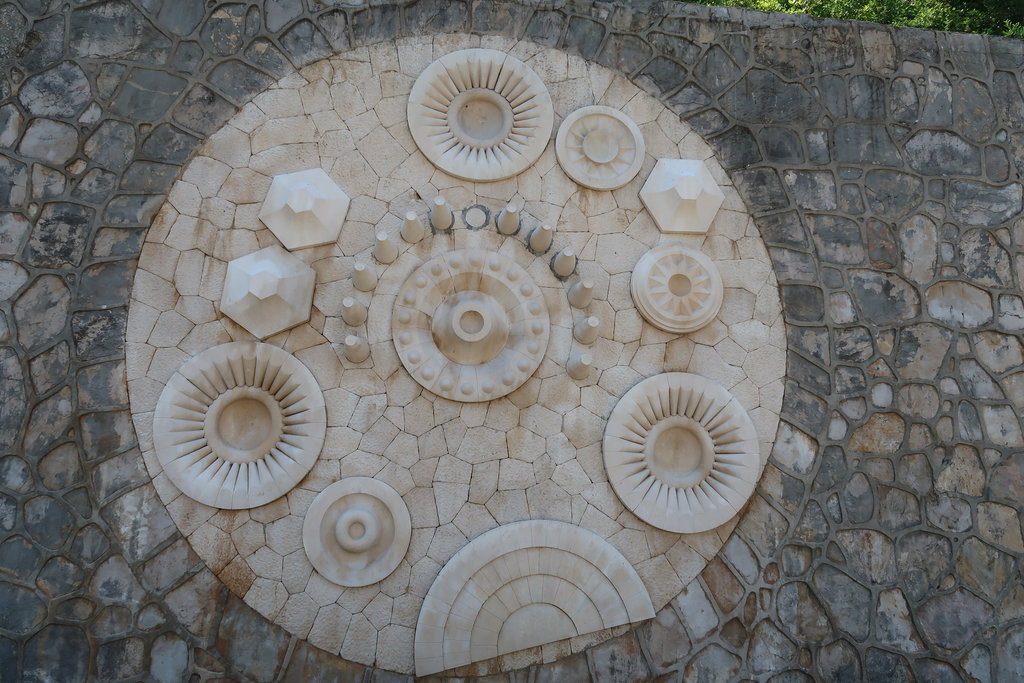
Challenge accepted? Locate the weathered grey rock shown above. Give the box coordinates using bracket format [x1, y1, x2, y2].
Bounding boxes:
[818, 639, 861, 682]
[24, 624, 89, 681]
[112, 68, 187, 121]
[17, 118, 77, 165]
[778, 581, 831, 642]
[864, 170, 924, 219]
[849, 270, 920, 323]
[812, 565, 870, 641]
[590, 632, 651, 683]
[957, 537, 1014, 599]
[917, 588, 993, 651]
[807, 215, 864, 264]
[842, 472, 873, 523]
[876, 588, 925, 653]
[865, 648, 913, 681]
[83, 120, 136, 171]
[893, 323, 953, 380]
[950, 180, 1023, 226]
[70, 1, 171, 63]
[150, 633, 188, 683]
[215, 595, 290, 681]
[0, 536, 41, 581]
[905, 130, 981, 175]
[835, 529, 895, 584]
[684, 644, 741, 682]
[749, 620, 797, 674]
[36, 556, 84, 598]
[835, 123, 901, 165]
[100, 485, 176, 563]
[26, 203, 95, 268]
[720, 69, 821, 124]
[0, 581, 47, 634]
[18, 61, 91, 119]
[926, 281, 993, 327]
[998, 624, 1024, 679]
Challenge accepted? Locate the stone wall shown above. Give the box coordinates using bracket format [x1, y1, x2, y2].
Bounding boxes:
[1, 0, 1023, 680]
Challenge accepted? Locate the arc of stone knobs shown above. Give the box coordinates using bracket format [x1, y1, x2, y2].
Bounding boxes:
[528, 224, 554, 253]
[567, 351, 593, 380]
[352, 261, 377, 292]
[496, 204, 520, 235]
[552, 248, 577, 279]
[341, 296, 367, 326]
[374, 231, 398, 264]
[401, 211, 424, 243]
[573, 316, 600, 344]
[567, 278, 594, 308]
[429, 196, 454, 231]
[344, 334, 371, 362]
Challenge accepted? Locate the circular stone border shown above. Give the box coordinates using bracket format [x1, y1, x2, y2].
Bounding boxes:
[407, 48, 554, 182]
[153, 341, 327, 510]
[392, 248, 551, 402]
[303, 477, 412, 587]
[555, 105, 646, 190]
[630, 244, 724, 334]
[603, 372, 760, 534]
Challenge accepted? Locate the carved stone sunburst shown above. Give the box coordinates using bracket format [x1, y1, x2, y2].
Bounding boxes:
[603, 372, 759, 534]
[407, 48, 554, 181]
[555, 106, 645, 190]
[631, 244, 723, 334]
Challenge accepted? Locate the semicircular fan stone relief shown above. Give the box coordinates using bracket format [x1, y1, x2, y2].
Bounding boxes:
[153, 341, 326, 509]
[555, 105, 646, 190]
[407, 48, 554, 182]
[603, 372, 760, 534]
[631, 244, 724, 334]
[414, 519, 655, 676]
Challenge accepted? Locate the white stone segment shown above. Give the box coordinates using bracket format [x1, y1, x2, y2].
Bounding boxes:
[528, 224, 553, 253]
[429, 196, 454, 231]
[344, 335, 371, 363]
[573, 316, 599, 344]
[551, 248, 576, 278]
[414, 519, 655, 676]
[401, 212, 425, 243]
[259, 168, 350, 249]
[153, 341, 326, 509]
[567, 279, 594, 309]
[640, 159, 725, 234]
[303, 477, 411, 587]
[567, 352, 593, 380]
[555, 105, 645, 190]
[603, 372, 760, 534]
[220, 245, 315, 339]
[631, 244, 724, 334]
[392, 248, 550, 403]
[352, 262, 377, 292]
[496, 204, 520, 235]
[407, 48, 554, 182]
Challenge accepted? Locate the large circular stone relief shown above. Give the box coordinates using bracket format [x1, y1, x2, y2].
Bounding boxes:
[153, 342, 326, 509]
[631, 244, 724, 334]
[555, 105, 645, 190]
[303, 477, 412, 587]
[407, 48, 554, 182]
[392, 248, 550, 402]
[603, 372, 759, 534]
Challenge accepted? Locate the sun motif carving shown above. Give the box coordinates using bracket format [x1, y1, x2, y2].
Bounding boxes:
[555, 106, 645, 190]
[603, 372, 760, 534]
[153, 342, 326, 509]
[631, 244, 724, 334]
[407, 48, 554, 182]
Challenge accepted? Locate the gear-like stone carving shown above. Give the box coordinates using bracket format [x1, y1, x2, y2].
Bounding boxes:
[415, 519, 654, 676]
[407, 48, 554, 182]
[555, 105, 645, 190]
[640, 159, 725, 234]
[631, 244, 723, 334]
[603, 372, 759, 534]
[259, 168, 350, 250]
[220, 245, 316, 339]
[392, 249, 550, 402]
[302, 477, 411, 587]
[153, 342, 326, 509]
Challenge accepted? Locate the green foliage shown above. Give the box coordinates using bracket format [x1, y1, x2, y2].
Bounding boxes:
[687, 0, 1024, 36]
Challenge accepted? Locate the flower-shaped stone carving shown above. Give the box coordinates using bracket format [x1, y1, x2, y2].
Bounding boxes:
[221, 245, 315, 339]
[259, 168, 350, 250]
[631, 245, 723, 334]
[640, 159, 725, 234]
[555, 106, 645, 190]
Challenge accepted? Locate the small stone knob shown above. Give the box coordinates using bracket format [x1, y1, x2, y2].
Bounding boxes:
[567, 278, 594, 309]
[528, 223, 553, 253]
[573, 315, 600, 344]
[373, 231, 398, 264]
[352, 261, 377, 292]
[341, 296, 367, 326]
[552, 248, 577, 278]
[429, 196, 454, 231]
[401, 211, 424, 243]
[567, 352, 593, 380]
[344, 334, 371, 363]
[496, 204, 520, 235]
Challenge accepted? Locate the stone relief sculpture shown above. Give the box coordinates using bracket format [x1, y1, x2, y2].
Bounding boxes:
[603, 372, 760, 534]
[303, 477, 412, 587]
[152, 341, 327, 509]
[555, 105, 645, 190]
[220, 245, 316, 339]
[392, 248, 550, 402]
[640, 158, 725, 234]
[259, 168, 351, 250]
[414, 519, 655, 676]
[407, 48, 554, 182]
[631, 244, 724, 334]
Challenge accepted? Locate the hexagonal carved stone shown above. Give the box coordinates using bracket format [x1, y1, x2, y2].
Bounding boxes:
[640, 159, 725, 234]
[258, 168, 350, 250]
[221, 245, 315, 339]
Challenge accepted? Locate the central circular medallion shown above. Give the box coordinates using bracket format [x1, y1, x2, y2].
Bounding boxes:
[393, 249, 550, 402]
[645, 415, 715, 489]
[448, 89, 515, 149]
[205, 388, 283, 464]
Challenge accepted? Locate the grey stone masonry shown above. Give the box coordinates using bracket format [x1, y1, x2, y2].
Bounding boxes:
[1, 0, 1023, 680]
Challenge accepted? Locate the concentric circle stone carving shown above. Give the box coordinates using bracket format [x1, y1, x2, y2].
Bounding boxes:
[603, 372, 759, 534]
[555, 106, 645, 190]
[153, 342, 327, 509]
[302, 477, 411, 587]
[631, 244, 724, 334]
[392, 248, 550, 402]
[407, 48, 554, 181]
